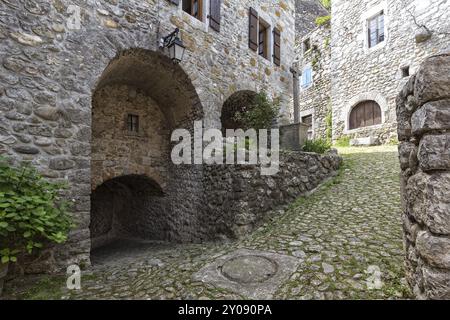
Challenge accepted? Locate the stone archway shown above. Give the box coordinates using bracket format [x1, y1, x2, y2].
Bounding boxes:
[342, 91, 388, 134]
[90, 49, 205, 252]
[90, 175, 166, 250]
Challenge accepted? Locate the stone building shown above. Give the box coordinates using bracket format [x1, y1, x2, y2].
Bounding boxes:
[295, 0, 331, 140]
[1, 0, 343, 271]
[297, 0, 450, 144]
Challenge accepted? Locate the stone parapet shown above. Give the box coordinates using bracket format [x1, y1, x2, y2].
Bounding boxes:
[397, 53, 450, 299]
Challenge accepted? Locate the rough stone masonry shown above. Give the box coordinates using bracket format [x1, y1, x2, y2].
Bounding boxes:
[0, 0, 344, 273]
[397, 52, 450, 299]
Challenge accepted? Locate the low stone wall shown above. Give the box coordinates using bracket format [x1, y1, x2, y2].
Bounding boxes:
[397, 53, 450, 299]
[204, 150, 342, 239]
[11, 148, 342, 274]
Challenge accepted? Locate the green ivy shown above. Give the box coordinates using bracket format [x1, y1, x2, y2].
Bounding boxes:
[310, 45, 322, 68]
[315, 15, 331, 27]
[0, 158, 73, 264]
[233, 91, 280, 131]
[325, 106, 333, 144]
[316, 0, 332, 28]
[320, 0, 331, 10]
[302, 139, 332, 154]
[324, 36, 331, 48]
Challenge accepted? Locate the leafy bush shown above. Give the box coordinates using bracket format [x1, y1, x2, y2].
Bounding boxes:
[334, 136, 351, 147]
[0, 159, 73, 264]
[303, 139, 332, 154]
[316, 1, 331, 27]
[233, 91, 280, 131]
[315, 15, 331, 27]
[320, 0, 331, 10]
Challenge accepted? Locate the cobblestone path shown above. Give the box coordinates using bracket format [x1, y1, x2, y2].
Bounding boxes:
[4, 146, 411, 300]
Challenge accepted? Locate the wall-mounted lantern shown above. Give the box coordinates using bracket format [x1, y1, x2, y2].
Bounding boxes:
[160, 28, 186, 63]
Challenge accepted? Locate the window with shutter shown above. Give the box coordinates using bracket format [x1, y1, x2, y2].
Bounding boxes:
[301, 66, 312, 88]
[127, 114, 140, 133]
[273, 27, 281, 66]
[209, 0, 221, 32]
[368, 11, 385, 48]
[258, 19, 269, 59]
[248, 8, 280, 65]
[349, 101, 382, 130]
[249, 8, 259, 51]
[182, 0, 203, 21]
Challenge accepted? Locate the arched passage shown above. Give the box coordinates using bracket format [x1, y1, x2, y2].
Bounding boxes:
[90, 175, 166, 250]
[90, 49, 205, 251]
[220, 90, 257, 133]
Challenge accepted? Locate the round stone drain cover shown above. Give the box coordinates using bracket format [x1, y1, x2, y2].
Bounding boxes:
[219, 255, 278, 284]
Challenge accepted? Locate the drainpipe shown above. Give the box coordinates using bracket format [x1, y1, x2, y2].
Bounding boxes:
[290, 66, 300, 123]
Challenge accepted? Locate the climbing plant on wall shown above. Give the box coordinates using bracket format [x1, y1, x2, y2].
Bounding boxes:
[325, 104, 333, 144]
[320, 0, 331, 10]
[316, 0, 331, 27]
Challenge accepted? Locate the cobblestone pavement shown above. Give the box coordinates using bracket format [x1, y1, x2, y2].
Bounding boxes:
[4, 146, 411, 300]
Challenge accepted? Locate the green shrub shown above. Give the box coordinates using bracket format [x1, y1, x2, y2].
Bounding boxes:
[0, 159, 73, 264]
[334, 136, 351, 147]
[233, 91, 279, 131]
[320, 0, 331, 10]
[303, 139, 332, 154]
[315, 15, 331, 27]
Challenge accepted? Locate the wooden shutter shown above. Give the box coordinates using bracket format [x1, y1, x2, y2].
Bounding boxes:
[273, 27, 281, 66]
[209, 0, 221, 32]
[249, 8, 258, 51]
[168, 0, 180, 5]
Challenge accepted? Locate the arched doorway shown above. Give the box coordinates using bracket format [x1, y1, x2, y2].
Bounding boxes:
[348, 100, 382, 130]
[90, 175, 166, 250]
[90, 49, 204, 253]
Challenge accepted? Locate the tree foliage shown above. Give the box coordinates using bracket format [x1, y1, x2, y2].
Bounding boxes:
[233, 91, 280, 131]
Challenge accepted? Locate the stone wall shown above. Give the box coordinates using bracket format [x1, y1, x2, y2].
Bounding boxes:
[204, 150, 342, 239]
[295, 0, 328, 39]
[298, 24, 331, 140]
[0, 0, 296, 271]
[397, 53, 450, 299]
[331, 0, 450, 144]
[91, 85, 170, 190]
